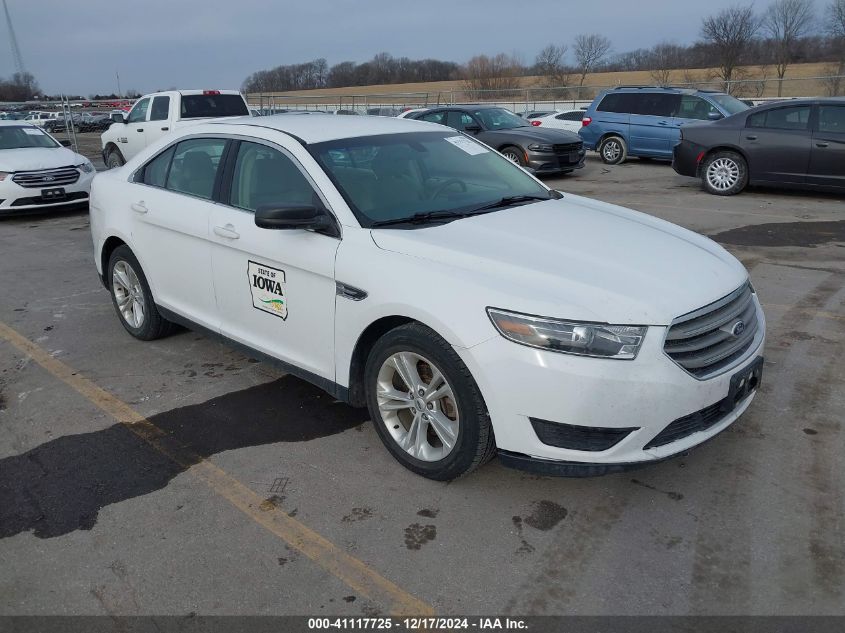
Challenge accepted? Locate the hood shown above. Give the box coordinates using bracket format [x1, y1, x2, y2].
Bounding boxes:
[370, 195, 747, 325]
[0, 147, 83, 172]
[489, 126, 582, 143]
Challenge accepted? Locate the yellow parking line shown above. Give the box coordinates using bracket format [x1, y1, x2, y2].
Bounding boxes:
[0, 320, 433, 616]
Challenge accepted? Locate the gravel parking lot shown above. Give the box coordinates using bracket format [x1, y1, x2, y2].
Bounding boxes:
[1, 137, 843, 617]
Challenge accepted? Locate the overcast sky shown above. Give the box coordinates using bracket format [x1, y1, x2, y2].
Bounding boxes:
[0, 0, 822, 96]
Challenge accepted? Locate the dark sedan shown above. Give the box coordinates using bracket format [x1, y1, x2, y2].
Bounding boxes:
[673, 98, 845, 195]
[409, 105, 585, 175]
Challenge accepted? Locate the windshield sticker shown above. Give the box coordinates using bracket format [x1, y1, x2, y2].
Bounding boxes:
[23, 128, 44, 135]
[248, 261, 287, 320]
[444, 135, 488, 156]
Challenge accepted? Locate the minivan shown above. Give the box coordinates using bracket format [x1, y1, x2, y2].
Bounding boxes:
[579, 87, 749, 164]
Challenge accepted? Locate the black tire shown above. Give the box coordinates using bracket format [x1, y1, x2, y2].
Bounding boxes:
[106, 148, 125, 169]
[700, 150, 748, 196]
[598, 135, 627, 165]
[364, 322, 496, 480]
[500, 145, 527, 167]
[107, 245, 174, 340]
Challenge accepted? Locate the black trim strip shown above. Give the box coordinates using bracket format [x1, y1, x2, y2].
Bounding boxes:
[156, 305, 350, 403]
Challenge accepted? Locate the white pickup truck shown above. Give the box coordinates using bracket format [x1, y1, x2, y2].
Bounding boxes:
[101, 89, 249, 168]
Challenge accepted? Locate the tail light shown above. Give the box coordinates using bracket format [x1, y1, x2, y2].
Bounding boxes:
[582, 117, 592, 127]
[531, 120, 542, 126]
[203, 90, 221, 95]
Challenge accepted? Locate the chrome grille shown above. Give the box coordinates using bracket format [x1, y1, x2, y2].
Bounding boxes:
[664, 282, 760, 378]
[553, 142, 583, 154]
[12, 166, 80, 188]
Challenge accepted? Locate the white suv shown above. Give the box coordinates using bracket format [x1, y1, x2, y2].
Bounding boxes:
[89, 116, 765, 480]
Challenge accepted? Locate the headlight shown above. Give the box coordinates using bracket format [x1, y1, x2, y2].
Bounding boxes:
[527, 143, 554, 152]
[487, 308, 647, 359]
[76, 161, 94, 173]
[0, 171, 8, 181]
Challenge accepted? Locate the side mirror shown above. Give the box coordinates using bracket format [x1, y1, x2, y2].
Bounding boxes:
[255, 204, 335, 234]
[58, 139, 72, 147]
[707, 112, 723, 121]
[111, 112, 126, 124]
[464, 125, 482, 133]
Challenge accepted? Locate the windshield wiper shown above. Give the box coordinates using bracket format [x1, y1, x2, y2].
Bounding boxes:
[369, 209, 477, 228]
[467, 193, 559, 213]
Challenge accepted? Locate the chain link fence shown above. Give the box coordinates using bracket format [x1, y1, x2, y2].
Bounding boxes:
[247, 74, 845, 114]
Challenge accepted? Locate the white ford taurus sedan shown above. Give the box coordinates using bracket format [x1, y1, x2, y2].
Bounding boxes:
[0, 121, 95, 215]
[89, 115, 765, 480]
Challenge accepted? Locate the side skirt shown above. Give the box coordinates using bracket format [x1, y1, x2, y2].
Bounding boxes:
[157, 305, 352, 404]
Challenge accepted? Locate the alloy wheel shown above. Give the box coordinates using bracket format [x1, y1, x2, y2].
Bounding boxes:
[376, 351, 459, 462]
[112, 261, 146, 329]
[706, 157, 740, 191]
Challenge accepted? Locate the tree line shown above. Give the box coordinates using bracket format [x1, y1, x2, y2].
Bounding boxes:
[243, 0, 845, 97]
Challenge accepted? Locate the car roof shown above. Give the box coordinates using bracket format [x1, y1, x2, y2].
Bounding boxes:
[606, 86, 728, 96]
[750, 97, 845, 108]
[206, 113, 442, 144]
[0, 120, 38, 127]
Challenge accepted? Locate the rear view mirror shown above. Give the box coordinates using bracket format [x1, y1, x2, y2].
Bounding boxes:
[255, 204, 336, 236]
[708, 112, 723, 121]
[464, 125, 482, 133]
[111, 112, 126, 124]
[58, 139, 72, 147]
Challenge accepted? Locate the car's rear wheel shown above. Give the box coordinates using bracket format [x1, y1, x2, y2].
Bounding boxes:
[108, 245, 174, 340]
[500, 146, 527, 167]
[364, 322, 495, 480]
[106, 149, 125, 169]
[599, 135, 627, 164]
[701, 151, 748, 196]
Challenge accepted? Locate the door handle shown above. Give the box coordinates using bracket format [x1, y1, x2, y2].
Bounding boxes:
[745, 135, 758, 140]
[130, 202, 148, 214]
[136, 128, 144, 132]
[161, 127, 169, 131]
[214, 224, 240, 239]
[816, 142, 830, 148]
[658, 121, 668, 125]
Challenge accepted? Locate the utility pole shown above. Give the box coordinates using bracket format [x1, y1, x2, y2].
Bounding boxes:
[2, 0, 26, 75]
[116, 70, 122, 98]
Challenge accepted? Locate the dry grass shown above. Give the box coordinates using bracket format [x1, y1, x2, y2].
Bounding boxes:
[249, 62, 837, 104]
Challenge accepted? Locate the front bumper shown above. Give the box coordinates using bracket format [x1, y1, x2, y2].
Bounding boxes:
[527, 149, 587, 174]
[0, 170, 94, 215]
[457, 300, 765, 473]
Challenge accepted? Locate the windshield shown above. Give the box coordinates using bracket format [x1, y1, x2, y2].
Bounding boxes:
[471, 108, 530, 130]
[709, 94, 749, 116]
[310, 131, 551, 228]
[180, 94, 249, 119]
[0, 126, 59, 150]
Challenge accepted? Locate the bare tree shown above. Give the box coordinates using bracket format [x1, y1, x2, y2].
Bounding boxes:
[762, 0, 814, 96]
[463, 54, 524, 95]
[828, 0, 845, 84]
[701, 4, 760, 93]
[573, 34, 612, 86]
[535, 44, 570, 87]
[648, 42, 683, 86]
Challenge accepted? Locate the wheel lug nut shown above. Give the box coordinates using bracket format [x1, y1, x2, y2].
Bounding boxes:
[422, 414, 429, 421]
[418, 389, 425, 396]
[426, 403, 434, 410]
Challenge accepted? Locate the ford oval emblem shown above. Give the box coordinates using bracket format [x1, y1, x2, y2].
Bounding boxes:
[732, 321, 745, 336]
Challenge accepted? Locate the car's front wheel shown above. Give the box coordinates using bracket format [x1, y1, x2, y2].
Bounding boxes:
[701, 151, 748, 196]
[106, 149, 126, 169]
[364, 323, 495, 480]
[108, 245, 174, 340]
[500, 146, 527, 167]
[599, 135, 627, 164]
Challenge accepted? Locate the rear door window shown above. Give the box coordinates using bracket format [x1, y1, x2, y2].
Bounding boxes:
[596, 93, 640, 114]
[817, 106, 845, 133]
[748, 106, 811, 131]
[634, 93, 678, 117]
[165, 138, 227, 200]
